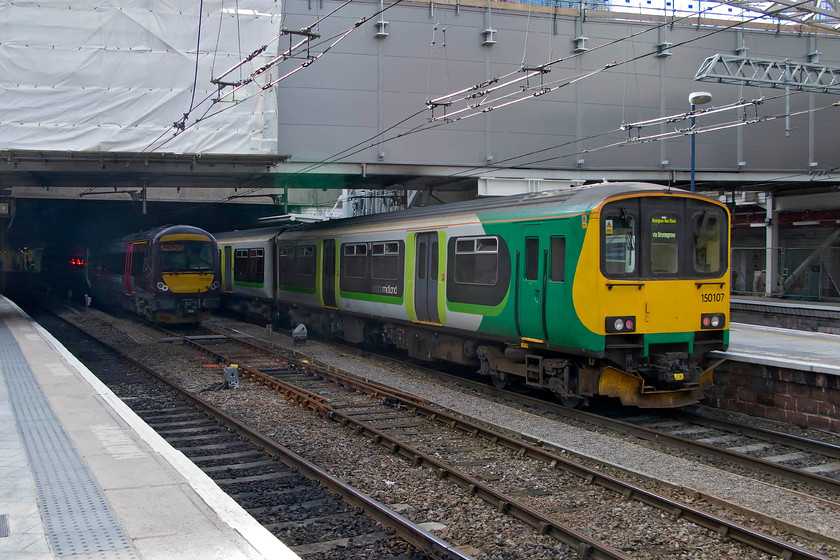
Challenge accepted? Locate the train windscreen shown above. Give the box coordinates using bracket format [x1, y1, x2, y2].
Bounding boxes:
[601, 197, 728, 280]
[160, 241, 215, 272]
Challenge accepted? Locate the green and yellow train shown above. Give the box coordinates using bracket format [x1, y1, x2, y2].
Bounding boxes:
[215, 181, 729, 407]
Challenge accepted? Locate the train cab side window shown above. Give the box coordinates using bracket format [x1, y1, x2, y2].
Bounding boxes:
[454, 236, 498, 285]
[550, 236, 565, 282]
[649, 214, 679, 274]
[603, 211, 637, 275]
[343, 243, 368, 278]
[692, 211, 722, 274]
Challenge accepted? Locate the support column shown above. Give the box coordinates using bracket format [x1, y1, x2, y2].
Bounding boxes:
[765, 194, 777, 296]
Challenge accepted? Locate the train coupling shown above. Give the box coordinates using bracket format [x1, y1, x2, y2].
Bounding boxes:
[641, 352, 699, 389]
[179, 298, 199, 315]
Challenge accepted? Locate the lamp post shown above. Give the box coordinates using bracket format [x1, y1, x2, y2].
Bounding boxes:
[688, 91, 712, 192]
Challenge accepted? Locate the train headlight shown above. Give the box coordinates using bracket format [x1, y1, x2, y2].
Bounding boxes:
[606, 316, 636, 333]
[701, 313, 725, 329]
[210, 281, 220, 290]
[157, 281, 170, 292]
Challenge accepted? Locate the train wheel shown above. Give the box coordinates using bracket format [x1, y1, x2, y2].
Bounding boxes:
[547, 367, 585, 408]
[558, 395, 585, 408]
[489, 368, 508, 389]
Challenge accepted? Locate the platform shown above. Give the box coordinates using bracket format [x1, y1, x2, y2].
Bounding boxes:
[731, 296, 840, 333]
[0, 295, 300, 560]
[721, 322, 840, 376]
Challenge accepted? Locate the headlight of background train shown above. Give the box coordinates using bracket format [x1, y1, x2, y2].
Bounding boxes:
[86, 225, 222, 324]
[215, 182, 729, 408]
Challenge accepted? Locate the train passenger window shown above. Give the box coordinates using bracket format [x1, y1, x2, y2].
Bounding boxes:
[603, 211, 637, 275]
[249, 249, 265, 283]
[649, 214, 679, 274]
[277, 245, 316, 289]
[550, 237, 565, 282]
[343, 243, 368, 278]
[524, 238, 539, 281]
[234, 249, 250, 282]
[297, 246, 315, 276]
[231, 248, 263, 283]
[692, 211, 722, 273]
[454, 236, 498, 285]
[371, 242, 400, 280]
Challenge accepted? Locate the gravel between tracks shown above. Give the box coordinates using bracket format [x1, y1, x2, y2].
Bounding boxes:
[203, 318, 840, 546]
[61, 309, 840, 558]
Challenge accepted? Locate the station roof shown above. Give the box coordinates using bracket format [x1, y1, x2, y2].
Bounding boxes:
[0, 150, 291, 192]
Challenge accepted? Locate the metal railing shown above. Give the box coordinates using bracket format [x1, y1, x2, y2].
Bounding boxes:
[731, 246, 840, 301]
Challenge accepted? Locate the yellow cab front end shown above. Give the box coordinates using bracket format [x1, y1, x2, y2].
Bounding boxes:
[573, 191, 730, 408]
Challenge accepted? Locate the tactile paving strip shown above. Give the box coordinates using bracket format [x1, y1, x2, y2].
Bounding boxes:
[0, 321, 138, 559]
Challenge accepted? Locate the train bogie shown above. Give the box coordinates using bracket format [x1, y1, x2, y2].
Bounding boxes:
[215, 182, 730, 408]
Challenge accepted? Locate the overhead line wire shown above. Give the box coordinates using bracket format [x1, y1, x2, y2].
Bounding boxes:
[129, 0, 826, 204]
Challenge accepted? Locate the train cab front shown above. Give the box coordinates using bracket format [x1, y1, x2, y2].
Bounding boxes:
[153, 231, 222, 323]
[579, 191, 730, 408]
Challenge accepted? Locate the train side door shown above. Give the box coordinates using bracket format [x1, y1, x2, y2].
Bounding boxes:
[322, 239, 337, 308]
[518, 225, 547, 341]
[414, 232, 439, 324]
[221, 245, 234, 292]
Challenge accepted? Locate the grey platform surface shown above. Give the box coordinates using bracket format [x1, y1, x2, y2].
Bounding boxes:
[0, 296, 299, 560]
[720, 322, 840, 376]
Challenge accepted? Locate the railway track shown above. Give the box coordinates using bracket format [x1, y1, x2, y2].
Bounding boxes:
[162, 318, 834, 560]
[32, 309, 472, 560]
[310, 332, 840, 502]
[608, 409, 840, 491]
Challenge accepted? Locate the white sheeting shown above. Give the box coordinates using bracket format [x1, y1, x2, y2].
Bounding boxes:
[0, 0, 280, 154]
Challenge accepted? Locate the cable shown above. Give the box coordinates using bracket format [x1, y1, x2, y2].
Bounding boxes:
[426, 0, 820, 123]
[145, 0, 831, 203]
[187, 0, 204, 115]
